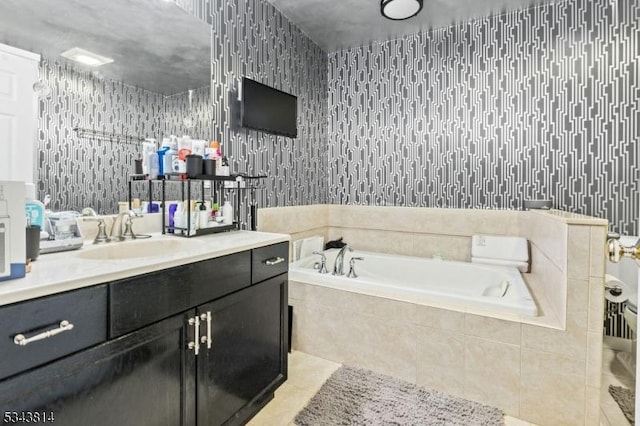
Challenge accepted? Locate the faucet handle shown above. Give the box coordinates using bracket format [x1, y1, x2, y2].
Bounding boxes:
[120, 216, 139, 240]
[85, 218, 110, 244]
[347, 257, 364, 279]
[312, 251, 328, 274]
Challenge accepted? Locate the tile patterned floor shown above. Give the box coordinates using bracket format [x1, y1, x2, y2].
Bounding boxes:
[248, 351, 536, 426]
[600, 346, 634, 426]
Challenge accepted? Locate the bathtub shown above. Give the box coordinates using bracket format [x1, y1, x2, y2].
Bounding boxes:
[290, 248, 538, 317]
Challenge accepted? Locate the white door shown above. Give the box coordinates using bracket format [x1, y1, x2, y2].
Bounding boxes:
[0, 43, 39, 184]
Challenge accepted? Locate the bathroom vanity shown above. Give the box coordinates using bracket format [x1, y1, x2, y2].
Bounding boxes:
[0, 232, 289, 426]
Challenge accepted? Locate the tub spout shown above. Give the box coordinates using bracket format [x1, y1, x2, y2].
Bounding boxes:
[332, 245, 353, 276]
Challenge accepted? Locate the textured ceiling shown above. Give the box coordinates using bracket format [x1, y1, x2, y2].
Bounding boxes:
[267, 0, 559, 52]
[0, 0, 211, 95]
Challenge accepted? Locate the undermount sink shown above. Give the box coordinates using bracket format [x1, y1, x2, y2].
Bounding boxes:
[75, 238, 200, 260]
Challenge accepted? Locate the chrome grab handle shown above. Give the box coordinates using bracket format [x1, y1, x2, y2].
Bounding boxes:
[13, 320, 74, 346]
[264, 257, 285, 266]
[188, 316, 200, 355]
[200, 311, 212, 349]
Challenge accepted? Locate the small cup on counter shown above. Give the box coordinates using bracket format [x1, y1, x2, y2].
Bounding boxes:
[203, 159, 216, 176]
[186, 154, 203, 178]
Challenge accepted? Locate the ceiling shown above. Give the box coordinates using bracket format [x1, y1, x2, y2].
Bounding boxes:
[0, 0, 211, 95]
[266, 0, 559, 52]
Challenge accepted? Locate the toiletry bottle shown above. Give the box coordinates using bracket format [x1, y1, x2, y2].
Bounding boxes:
[24, 183, 45, 229]
[157, 143, 170, 179]
[166, 138, 179, 175]
[221, 201, 233, 225]
[174, 203, 185, 229]
[176, 137, 192, 175]
[148, 152, 159, 180]
[198, 202, 209, 229]
[168, 203, 177, 233]
[142, 139, 157, 177]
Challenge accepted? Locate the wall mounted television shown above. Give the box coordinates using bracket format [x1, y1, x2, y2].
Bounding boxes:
[240, 77, 298, 138]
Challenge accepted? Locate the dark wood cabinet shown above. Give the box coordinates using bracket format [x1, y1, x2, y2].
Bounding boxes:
[0, 242, 288, 426]
[0, 311, 195, 426]
[197, 274, 288, 426]
[0, 285, 107, 381]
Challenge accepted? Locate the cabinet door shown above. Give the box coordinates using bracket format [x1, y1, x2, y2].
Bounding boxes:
[197, 274, 287, 426]
[0, 311, 196, 426]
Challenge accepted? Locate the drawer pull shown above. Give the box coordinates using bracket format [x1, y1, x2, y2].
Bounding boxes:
[264, 257, 285, 266]
[13, 320, 75, 346]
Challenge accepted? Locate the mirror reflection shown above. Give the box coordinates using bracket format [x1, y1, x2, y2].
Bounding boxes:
[0, 0, 212, 214]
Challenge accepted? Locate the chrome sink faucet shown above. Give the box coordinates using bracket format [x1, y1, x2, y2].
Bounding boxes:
[110, 210, 140, 241]
[332, 245, 353, 276]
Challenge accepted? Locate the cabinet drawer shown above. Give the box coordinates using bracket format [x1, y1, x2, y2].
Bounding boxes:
[252, 242, 289, 284]
[110, 251, 250, 338]
[0, 285, 107, 380]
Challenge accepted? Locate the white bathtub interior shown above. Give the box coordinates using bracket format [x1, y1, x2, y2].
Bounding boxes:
[291, 248, 538, 317]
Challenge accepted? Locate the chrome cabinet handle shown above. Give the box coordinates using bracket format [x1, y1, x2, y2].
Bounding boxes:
[188, 316, 200, 355]
[264, 257, 285, 266]
[13, 320, 75, 346]
[200, 311, 212, 349]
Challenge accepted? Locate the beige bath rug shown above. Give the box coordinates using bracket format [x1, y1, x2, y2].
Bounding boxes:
[609, 384, 635, 425]
[294, 365, 504, 425]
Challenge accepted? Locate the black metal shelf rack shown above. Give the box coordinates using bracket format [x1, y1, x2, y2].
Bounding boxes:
[128, 173, 266, 238]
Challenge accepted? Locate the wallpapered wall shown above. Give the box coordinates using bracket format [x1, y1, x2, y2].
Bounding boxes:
[37, 0, 329, 216]
[37, 61, 212, 213]
[37, 60, 164, 213]
[38, 0, 638, 234]
[186, 0, 329, 212]
[327, 0, 639, 234]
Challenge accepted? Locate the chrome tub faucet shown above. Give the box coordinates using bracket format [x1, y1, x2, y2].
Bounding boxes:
[332, 245, 353, 276]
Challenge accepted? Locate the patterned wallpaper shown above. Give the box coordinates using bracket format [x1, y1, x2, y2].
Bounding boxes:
[37, 60, 164, 213]
[327, 0, 640, 234]
[200, 0, 329, 211]
[38, 0, 638, 234]
[37, 0, 329, 217]
[164, 86, 213, 140]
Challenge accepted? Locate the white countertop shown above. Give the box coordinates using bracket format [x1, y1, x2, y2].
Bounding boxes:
[0, 231, 289, 307]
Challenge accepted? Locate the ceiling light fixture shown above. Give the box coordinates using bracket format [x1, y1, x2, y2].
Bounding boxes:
[381, 0, 423, 21]
[60, 47, 114, 67]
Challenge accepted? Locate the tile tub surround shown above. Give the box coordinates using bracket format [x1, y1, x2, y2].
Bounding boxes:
[260, 204, 608, 425]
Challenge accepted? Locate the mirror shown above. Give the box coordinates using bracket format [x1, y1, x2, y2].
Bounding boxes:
[0, 0, 212, 214]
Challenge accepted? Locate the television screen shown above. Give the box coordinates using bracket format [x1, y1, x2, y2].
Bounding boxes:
[241, 78, 297, 138]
